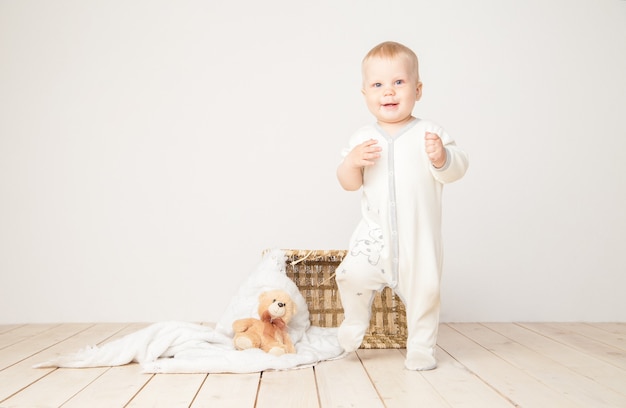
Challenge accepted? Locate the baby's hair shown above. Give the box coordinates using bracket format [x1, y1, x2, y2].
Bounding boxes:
[362, 41, 420, 82]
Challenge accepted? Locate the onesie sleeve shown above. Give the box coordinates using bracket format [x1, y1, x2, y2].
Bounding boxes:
[428, 126, 469, 184]
[341, 126, 373, 159]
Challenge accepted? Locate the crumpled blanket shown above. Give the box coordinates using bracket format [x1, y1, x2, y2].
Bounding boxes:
[34, 250, 345, 373]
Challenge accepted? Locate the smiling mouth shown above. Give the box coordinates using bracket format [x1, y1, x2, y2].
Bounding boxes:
[382, 103, 398, 109]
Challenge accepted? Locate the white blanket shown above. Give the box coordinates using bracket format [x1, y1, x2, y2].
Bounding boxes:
[34, 250, 345, 373]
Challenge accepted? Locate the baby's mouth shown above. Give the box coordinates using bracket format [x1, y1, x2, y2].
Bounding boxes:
[382, 103, 398, 109]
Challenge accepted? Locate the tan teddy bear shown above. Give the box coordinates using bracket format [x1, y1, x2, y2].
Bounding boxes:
[232, 289, 297, 356]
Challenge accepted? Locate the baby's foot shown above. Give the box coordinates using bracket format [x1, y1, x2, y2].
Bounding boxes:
[337, 323, 368, 352]
[404, 350, 437, 371]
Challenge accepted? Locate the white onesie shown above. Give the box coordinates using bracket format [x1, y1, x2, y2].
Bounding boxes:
[336, 117, 468, 369]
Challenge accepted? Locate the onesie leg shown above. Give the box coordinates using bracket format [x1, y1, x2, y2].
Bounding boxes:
[335, 251, 386, 353]
[336, 288, 374, 352]
[396, 262, 441, 371]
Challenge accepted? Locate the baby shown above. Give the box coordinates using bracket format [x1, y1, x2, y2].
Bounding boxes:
[336, 41, 469, 370]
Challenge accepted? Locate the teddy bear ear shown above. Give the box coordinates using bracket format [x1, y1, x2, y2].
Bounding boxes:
[259, 291, 275, 303]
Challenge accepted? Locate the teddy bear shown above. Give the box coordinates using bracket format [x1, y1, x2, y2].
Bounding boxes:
[232, 289, 297, 356]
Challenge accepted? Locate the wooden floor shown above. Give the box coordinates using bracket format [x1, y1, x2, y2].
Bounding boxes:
[0, 323, 625, 407]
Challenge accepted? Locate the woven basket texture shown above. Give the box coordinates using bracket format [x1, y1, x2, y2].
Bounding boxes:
[283, 249, 407, 349]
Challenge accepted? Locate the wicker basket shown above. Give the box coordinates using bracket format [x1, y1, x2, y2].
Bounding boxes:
[284, 249, 407, 349]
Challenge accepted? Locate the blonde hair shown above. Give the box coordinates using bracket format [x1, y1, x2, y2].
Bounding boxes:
[362, 41, 420, 82]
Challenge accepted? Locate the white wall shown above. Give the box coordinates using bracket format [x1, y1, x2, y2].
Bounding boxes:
[1, 0, 625, 324]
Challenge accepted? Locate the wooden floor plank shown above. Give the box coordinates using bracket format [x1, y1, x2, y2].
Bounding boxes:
[453, 323, 626, 408]
[555, 322, 626, 352]
[438, 324, 585, 408]
[0, 324, 58, 351]
[520, 323, 626, 371]
[0, 323, 88, 370]
[315, 352, 385, 408]
[256, 368, 318, 408]
[0, 324, 93, 402]
[35, 323, 133, 362]
[3, 366, 109, 407]
[0, 325, 24, 336]
[191, 372, 260, 408]
[414, 346, 515, 408]
[0, 324, 26, 342]
[0, 323, 128, 405]
[52, 323, 159, 408]
[62, 364, 153, 408]
[58, 323, 163, 408]
[485, 323, 626, 397]
[125, 373, 206, 408]
[357, 348, 450, 407]
[589, 322, 626, 336]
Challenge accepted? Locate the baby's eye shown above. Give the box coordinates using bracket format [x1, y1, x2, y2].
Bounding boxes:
[373, 82, 382, 88]
[395, 79, 404, 85]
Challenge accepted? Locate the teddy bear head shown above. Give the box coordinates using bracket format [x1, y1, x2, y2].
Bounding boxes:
[258, 289, 296, 324]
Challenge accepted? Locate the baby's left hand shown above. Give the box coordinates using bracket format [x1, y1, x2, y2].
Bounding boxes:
[425, 132, 446, 168]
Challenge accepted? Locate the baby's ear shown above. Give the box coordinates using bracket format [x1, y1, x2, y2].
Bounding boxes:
[415, 81, 423, 101]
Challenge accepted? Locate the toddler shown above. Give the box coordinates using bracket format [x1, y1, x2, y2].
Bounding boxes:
[336, 41, 469, 370]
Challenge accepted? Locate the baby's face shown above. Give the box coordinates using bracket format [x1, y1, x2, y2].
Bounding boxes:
[361, 56, 422, 132]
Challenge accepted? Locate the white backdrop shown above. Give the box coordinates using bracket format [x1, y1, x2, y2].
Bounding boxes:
[1, 0, 625, 324]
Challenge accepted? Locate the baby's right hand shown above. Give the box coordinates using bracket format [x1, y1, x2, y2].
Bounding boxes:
[347, 139, 381, 168]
